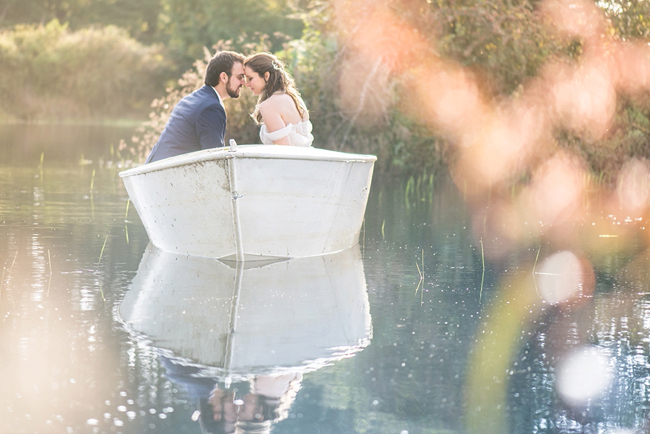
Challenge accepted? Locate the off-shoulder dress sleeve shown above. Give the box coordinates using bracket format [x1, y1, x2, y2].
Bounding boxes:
[260, 124, 293, 144]
[260, 122, 313, 147]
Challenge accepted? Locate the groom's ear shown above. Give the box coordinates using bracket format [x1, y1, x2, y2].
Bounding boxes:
[219, 72, 228, 84]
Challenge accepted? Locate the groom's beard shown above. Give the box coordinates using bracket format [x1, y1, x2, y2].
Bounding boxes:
[226, 81, 241, 99]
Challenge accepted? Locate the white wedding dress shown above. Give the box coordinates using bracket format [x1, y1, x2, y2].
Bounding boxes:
[260, 120, 314, 147]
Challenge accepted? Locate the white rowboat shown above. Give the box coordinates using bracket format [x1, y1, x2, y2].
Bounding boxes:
[119, 145, 376, 260]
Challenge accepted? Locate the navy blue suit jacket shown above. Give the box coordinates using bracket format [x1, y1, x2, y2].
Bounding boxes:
[145, 85, 226, 163]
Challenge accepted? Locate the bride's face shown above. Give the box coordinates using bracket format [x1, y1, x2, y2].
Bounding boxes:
[245, 66, 267, 96]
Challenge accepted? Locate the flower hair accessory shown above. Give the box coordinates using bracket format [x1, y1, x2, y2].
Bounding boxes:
[271, 61, 281, 71]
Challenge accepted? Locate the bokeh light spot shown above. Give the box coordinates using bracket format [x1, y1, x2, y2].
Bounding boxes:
[536, 251, 588, 304]
[556, 346, 612, 407]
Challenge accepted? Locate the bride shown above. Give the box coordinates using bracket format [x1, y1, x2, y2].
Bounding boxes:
[243, 53, 313, 147]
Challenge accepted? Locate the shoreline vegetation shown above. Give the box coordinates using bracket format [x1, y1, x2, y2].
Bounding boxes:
[0, 117, 146, 127]
[2, 0, 650, 182]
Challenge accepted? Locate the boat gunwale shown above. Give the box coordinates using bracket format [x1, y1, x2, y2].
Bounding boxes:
[119, 145, 377, 178]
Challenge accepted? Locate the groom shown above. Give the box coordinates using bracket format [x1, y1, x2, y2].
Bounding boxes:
[145, 51, 246, 163]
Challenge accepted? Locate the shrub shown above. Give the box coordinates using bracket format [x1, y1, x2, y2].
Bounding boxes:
[0, 19, 171, 120]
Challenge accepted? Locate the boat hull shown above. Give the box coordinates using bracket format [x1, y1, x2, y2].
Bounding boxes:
[120, 145, 376, 260]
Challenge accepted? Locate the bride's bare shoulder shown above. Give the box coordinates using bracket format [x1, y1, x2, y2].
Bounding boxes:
[259, 94, 292, 113]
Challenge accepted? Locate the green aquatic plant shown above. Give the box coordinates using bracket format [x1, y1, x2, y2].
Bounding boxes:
[97, 235, 109, 265]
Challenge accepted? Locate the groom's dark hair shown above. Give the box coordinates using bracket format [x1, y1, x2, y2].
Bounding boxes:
[205, 51, 245, 87]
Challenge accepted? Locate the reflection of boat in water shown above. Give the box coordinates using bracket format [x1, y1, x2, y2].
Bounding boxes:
[119, 244, 372, 433]
[118, 244, 372, 378]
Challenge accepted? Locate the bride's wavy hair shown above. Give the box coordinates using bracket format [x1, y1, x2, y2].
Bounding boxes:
[244, 52, 306, 124]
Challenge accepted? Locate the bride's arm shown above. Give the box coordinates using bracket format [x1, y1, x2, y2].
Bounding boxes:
[260, 101, 291, 145]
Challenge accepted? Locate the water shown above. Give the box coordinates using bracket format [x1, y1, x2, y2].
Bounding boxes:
[1, 124, 650, 434]
[0, 123, 138, 166]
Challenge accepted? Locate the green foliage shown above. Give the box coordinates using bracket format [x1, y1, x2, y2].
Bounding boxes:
[601, 0, 650, 40]
[0, 19, 171, 120]
[0, 0, 163, 42]
[157, 0, 304, 64]
[295, 0, 650, 177]
[391, 0, 565, 95]
[558, 101, 650, 184]
[432, 0, 559, 93]
[0, 0, 303, 70]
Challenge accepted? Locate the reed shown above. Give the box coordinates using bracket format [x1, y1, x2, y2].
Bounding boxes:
[97, 235, 109, 265]
[47, 249, 52, 297]
[532, 245, 541, 297]
[415, 249, 425, 305]
[39, 152, 44, 178]
[90, 169, 96, 192]
[403, 173, 438, 208]
[421, 248, 424, 278]
[1, 252, 19, 312]
[9, 252, 17, 275]
[99, 284, 106, 304]
[405, 176, 415, 207]
[0, 266, 4, 313]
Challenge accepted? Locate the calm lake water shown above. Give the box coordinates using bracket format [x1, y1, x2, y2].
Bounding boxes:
[1, 124, 650, 434]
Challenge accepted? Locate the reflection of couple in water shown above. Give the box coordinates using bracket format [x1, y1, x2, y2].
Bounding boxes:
[202, 373, 302, 434]
[145, 51, 313, 164]
[162, 356, 301, 434]
[120, 247, 372, 433]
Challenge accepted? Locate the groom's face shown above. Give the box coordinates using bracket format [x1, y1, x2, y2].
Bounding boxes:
[226, 62, 246, 99]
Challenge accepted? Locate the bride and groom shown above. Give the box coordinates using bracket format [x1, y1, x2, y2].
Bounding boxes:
[145, 50, 313, 164]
